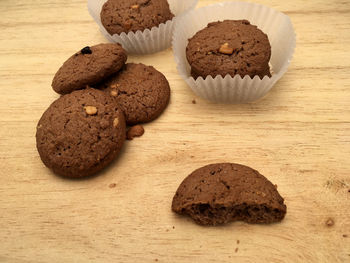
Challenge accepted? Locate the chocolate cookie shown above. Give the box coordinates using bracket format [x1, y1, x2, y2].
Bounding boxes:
[186, 20, 271, 79]
[100, 0, 174, 35]
[172, 163, 286, 226]
[52, 43, 127, 94]
[36, 88, 126, 178]
[99, 63, 170, 125]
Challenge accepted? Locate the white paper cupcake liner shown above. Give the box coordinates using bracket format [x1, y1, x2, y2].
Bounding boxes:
[88, 0, 198, 54]
[172, 2, 296, 104]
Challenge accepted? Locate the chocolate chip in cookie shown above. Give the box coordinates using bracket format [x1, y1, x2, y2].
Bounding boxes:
[81, 46, 92, 54]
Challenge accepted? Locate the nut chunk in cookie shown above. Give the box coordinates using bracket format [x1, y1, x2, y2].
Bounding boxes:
[36, 88, 126, 178]
[172, 163, 286, 226]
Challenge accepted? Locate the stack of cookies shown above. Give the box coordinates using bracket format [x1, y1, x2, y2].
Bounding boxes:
[36, 43, 170, 178]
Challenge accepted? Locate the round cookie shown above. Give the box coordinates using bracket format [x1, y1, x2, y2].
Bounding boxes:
[99, 63, 170, 125]
[172, 163, 286, 226]
[100, 0, 174, 35]
[36, 88, 126, 178]
[52, 43, 127, 94]
[186, 20, 272, 80]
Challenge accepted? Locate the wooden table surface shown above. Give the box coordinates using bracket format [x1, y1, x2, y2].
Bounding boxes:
[0, 0, 349, 262]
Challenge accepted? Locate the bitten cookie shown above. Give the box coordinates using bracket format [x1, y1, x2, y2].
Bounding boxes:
[186, 20, 271, 79]
[52, 43, 127, 94]
[100, 0, 174, 35]
[172, 163, 286, 226]
[99, 63, 170, 125]
[36, 88, 126, 178]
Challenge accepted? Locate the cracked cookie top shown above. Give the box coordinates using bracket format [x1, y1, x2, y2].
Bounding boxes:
[98, 63, 170, 125]
[100, 0, 174, 35]
[186, 20, 271, 80]
[52, 43, 127, 95]
[172, 163, 286, 226]
[36, 88, 126, 178]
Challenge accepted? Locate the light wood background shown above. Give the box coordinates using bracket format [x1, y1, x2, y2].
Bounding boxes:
[0, 0, 349, 262]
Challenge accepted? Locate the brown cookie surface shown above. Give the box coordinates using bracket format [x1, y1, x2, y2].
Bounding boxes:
[100, 0, 174, 35]
[186, 20, 271, 79]
[172, 163, 286, 226]
[36, 88, 126, 178]
[99, 63, 170, 125]
[52, 43, 127, 94]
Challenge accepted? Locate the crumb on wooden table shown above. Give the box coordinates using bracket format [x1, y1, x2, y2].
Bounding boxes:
[127, 125, 144, 140]
[109, 183, 117, 188]
[325, 218, 334, 227]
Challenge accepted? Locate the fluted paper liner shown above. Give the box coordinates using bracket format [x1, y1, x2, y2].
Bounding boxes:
[88, 0, 198, 54]
[172, 2, 296, 104]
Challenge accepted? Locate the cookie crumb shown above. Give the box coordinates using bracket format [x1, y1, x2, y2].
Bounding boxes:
[81, 46, 92, 55]
[172, 226, 175, 229]
[235, 247, 239, 253]
[84, 106, 97, 115]
[131, 4, 139, 9]
[343, 234, 348, 238]
[109, 183, 117, 188]
[127, 125, 144, 140]
[326, 218, 334, 227]
[192, 99, 196, 104]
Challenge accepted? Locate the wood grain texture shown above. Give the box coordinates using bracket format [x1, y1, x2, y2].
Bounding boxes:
[0, 0, 349, 262]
